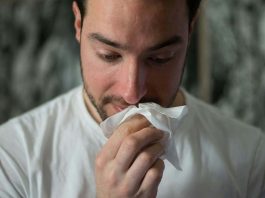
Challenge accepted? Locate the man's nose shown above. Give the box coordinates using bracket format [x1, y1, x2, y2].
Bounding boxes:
[119, 60, 147, 105]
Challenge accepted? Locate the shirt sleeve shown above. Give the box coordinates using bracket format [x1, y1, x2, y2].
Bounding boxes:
[0, 121, 28, 198]
[247, 131, 265, 198]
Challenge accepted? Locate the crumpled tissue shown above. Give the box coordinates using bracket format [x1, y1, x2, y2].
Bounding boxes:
[100, 102, 188, 171]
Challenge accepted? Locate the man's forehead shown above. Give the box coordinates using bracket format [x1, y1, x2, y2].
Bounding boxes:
[87, 0, 183, 10]
[86, 0, 187, 21]
[87, 0, 178, 4]
[83, 0, 189, 52]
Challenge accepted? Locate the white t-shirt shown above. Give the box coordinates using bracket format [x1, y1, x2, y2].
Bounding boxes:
[0, 86, 264, 198]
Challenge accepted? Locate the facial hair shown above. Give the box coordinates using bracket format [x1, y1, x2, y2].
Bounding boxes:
[83, 82, 160, 121]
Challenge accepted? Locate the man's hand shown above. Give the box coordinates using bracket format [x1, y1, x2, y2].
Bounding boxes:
[95, 114, 165, 198]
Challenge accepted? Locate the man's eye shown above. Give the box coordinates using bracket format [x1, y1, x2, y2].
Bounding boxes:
[148, 56, 174, 64]
[98, 53, 121, 62]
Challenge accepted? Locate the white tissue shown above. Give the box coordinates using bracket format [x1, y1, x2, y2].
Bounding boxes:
[100, 103, 188, 170]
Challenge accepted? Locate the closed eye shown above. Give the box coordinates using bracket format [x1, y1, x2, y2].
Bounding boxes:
[148, 56, 175, 65]
[97, 53, 122, 63]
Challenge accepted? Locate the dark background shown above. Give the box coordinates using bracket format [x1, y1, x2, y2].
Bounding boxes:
[1, 0, 265, 131]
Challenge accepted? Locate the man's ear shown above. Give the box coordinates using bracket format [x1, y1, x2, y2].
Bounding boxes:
[72, 1, 82, 43]
[188, 10, 200, 35]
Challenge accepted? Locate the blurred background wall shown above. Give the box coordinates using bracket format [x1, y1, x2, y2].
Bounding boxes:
[0, 0, 265, 131]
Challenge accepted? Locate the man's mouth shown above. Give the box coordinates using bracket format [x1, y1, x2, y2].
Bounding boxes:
[112, 103, 129, 112]
[113, 105, 128, 112]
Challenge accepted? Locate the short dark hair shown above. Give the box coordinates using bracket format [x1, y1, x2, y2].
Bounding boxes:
[75, 0, 201, 23]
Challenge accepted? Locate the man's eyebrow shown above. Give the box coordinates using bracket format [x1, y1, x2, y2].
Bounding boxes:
[88, 33, 182, 51]
[147, 36, 182, 51]
[88, 33, 128, 50]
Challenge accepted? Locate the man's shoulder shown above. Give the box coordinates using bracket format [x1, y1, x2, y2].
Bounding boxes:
[184, 90, 262, 130]
[183, 90, 264, 140]
[0, 86, 83, 135]
[183, 90, 265, 163]
[0, 86, 93, 197]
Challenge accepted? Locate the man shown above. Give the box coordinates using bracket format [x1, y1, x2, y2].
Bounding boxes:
[0, 0, 264, 197]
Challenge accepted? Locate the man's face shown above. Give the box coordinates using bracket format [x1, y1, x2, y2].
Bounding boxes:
[73, 0, 191, 121]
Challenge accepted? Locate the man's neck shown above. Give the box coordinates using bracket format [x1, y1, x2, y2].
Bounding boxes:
[82, 89, 102, 123]
[172, 89, 186, 107]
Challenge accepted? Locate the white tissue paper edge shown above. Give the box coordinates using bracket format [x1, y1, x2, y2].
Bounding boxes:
[100, 103, 188, 171]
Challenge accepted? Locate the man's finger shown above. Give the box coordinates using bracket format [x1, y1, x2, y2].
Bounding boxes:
[115, 127, 164, 170]
[137, 159, 165, 197]
[98, 114, 151, 162]
[125, 142, 165, 187]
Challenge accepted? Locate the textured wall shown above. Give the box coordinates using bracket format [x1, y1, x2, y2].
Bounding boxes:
[0, 0, 81, 123]
[0, 0, 265, 131]
[207, 0, 265, 130]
